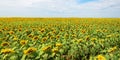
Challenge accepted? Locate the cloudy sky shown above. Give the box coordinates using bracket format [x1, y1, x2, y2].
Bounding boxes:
[0, 0, 120, 17]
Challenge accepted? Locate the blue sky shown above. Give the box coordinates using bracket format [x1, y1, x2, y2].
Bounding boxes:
[0, 0, 120, 17]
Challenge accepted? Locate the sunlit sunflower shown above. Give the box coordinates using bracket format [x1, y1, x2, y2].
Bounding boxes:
[41, 37, 47, 43]
[32, 28, 35, 31]
[85, 35, 90, 41]
[56, 43, 62, 47]
[72, 34, 76, 38]
[81, 29, 86, 34]
[103, 29, 107, 32]
[64, 34, 69, 38]
[60, 29, 64, 32]
[96, 30, 101, 32]
[1, 42, 10, 47]
[25, 29, 29, 33]
[106, 35, 112, 38]
[0, 30, 2, 33]
[20, 40, 28, 45]
[108, 46, 117, 53]
[13, 37, 18, 41]
[28, 34, 33, 38]
[56, 35, 60, 39]
[77, 39, 83, 43]
[18, 28, 22, 31]
[23, 47, 37, 55]
[91, 38, 97, 41]
[42, 46, 51, 51]
[40, 28, 45, 33]
[32, 36, 39, 41]
[97, 55, 106, 60]
[8, 31, 14, 35]
[52, 30, 56, 34]
[52, 47, 59, 53]
[50, 36, 55, 40]
[1, 48, 14, 54]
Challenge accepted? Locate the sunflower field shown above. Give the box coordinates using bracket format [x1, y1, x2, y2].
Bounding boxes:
[0, 18, 120, 60]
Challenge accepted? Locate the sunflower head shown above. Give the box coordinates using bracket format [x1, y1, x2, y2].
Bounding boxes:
[56, 35, 60, 39]
[18, 28, 22, 31]
[77, 39, 83, 43]
[1, 48, 14, 54]
[32, 36, 39, 41]
[13, 37, 18, 41]
[81, 30, 86, 34]
[64, 34, 69, 38]
[40, 29, 45, 33]
[23, 47, 37, 55]
[1, 42, 10, 47]
[108, 46, 117, 53]
[97, 55, 106, 60]
[52, 47, 59, 53]
[72, 34, 76, 38]
[0, 30, 3, 33]
[106, 35, 112, 38]
[42, 37, 47, 43]
[20, 40, 28, 45]
[91, 38, 97, 41]
[85, 35, 90, 41]
[60, 29, 64, 32]
[50, 36, 54, 40]
[28, 34, 33, 38]
[8, 31, 14, 35]
[42, 46, 51, 52]
[56, 43, 62, 47]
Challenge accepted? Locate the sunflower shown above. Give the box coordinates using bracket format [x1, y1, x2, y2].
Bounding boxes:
[106, 35, 112, 38]
[18, 28, 22, 31]
[23, 47, 37, 55]
[20, 40, 28, 45]
[1, 42, 10, 47]
[103, 29, 107, 32]
[40, 28, 45, 33]
[64, 33, 69, 38]
[91, 38, 97, 41]
[56, 35, 60, 39]
[50, 36, 54, 40]
[0, 30, 2, 33]
[99, 39, 105, 43]
[96, 30, 101, 32]
[1, 48, 14, 54]
[60, 29, 64, 32]
[52, 30, 56, 34]
[25, 29, 29, 33]
[85, 35, 90, 41]
[28, 34, 33, 38]
[8, 31, 14, 35]
[81, 30, 86, 34]
[52, 47, 59, 53]
[32, 36, 39, 41]
[77, 39, 83, 43]
[55, 43, 62, 47]
[97, 55, 106, 60]
[108, 46, 117, 53]
[41, 37, 47, 43]
[13, 37, 18, 41]
[42, 46, 51, 51]
[32, 28, 35, 31]
[72, 34, 76, 38]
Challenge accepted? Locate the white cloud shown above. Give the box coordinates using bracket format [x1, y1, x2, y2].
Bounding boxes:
[0, 0, 120, 17]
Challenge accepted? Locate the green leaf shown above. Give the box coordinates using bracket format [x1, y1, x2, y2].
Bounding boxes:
[21, 55, 27, 60]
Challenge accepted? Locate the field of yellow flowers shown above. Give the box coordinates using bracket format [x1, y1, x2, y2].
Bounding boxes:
[0, 18, 120, 60]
